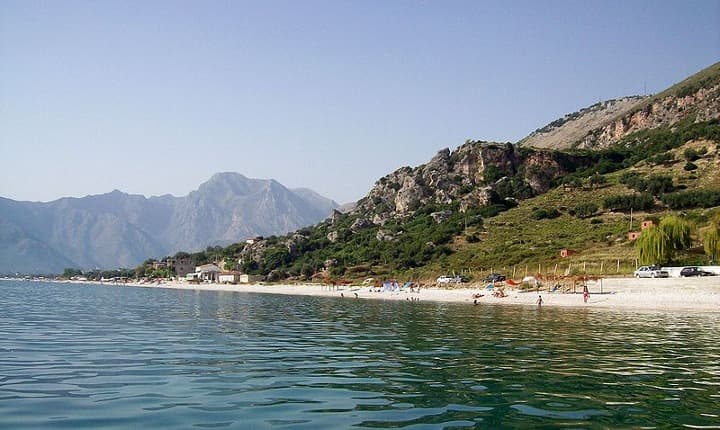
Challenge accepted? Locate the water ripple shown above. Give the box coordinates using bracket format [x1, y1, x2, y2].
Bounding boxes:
[1, 280, 719, 428]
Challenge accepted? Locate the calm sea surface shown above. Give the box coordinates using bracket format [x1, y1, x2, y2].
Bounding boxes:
[1, 280, 719, 429]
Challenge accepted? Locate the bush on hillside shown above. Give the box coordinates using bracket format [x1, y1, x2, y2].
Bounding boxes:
[573, 202, 599, 218]
[531, 208, 561, 220]
[646, 175, 674, 195]
[684, 148, 701, 161]
[603, 193, 654, 212]
[588, 173, 607, 187]
[619, 173, 674, 195]
[648, 152, 674, 165]
[660, 189, 720, 209]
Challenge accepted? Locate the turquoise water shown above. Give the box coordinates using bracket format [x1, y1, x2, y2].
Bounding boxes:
[1, 280, 719, 429]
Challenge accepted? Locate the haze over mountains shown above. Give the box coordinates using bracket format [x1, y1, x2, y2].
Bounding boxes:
[0, 173, 338, 274]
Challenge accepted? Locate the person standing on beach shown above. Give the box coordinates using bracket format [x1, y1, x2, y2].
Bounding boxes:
[583, 285, 589, 303]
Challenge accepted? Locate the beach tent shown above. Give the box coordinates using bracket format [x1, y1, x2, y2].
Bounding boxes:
[382, 280, 400, 292]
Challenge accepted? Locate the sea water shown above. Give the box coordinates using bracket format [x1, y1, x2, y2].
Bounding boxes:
[1, 280, 718, 429]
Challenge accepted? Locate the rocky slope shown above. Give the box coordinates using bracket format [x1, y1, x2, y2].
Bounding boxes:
[235, 140, 593, 278]
[351, 141, 583, 225]
[520, 61, 720, 150]
[519, 96, 647, 149]
[0, 173, 338, 273]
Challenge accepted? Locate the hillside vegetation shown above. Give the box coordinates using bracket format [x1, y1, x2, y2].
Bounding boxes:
[118, 61, 720, 283]
[174, 119, 720, 284]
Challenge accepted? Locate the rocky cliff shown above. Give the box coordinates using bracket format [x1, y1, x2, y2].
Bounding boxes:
[520, 61, 720, 150]
[351, 141, 578, 226]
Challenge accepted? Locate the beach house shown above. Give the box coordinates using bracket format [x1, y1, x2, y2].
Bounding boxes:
[195, 264, 222, 282]
[219, 271, 242, 284]
[167, 257, 194, 277]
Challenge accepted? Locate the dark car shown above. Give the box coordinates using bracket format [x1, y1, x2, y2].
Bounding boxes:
[679, 266, 715, 277]
[484, 273, 506, 282]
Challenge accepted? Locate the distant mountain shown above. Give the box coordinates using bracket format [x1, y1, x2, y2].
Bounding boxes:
[0, 173, 339, 274]
[519, 61, 720, 150]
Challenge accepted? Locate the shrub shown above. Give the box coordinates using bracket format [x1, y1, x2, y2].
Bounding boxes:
[590, 218, 603, 224]
[684, 148, 700, 161]
[478, 204, 507, 218]
[645, 174, 674, 195]
[573, 202, 599, 218]
[562, 177, 582, 188]
[620, 172, 647, 192]
[648, 152, 674, 165]
[588, 173, 607, 187]
[660, 189, 720, 209]
[603, 193, 654, 211]
[684, 162, 698, 171]
[483, 166, 503, 184]
[531, 208, 561, 220]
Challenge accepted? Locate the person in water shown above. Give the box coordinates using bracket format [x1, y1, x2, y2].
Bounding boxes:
[583, 285, 589, 303]
[537, 295, 543, 307]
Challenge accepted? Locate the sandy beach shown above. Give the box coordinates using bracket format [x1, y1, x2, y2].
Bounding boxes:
[109, 276, 720, 312]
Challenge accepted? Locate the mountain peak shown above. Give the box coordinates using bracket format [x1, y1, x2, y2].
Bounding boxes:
[1, 173, 339, 273]
[208, 172, 249, 182]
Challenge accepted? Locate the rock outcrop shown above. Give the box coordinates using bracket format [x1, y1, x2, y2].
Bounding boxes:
[351, 141, 574, 225]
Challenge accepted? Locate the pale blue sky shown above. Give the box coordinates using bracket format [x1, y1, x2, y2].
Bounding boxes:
[1, 0, 718, 203]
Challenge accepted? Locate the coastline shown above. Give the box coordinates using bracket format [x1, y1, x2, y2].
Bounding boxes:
[71, 276, 720, 312]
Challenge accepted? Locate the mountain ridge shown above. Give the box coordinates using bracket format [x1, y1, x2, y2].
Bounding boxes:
[519, 61, 720, 150]
[0, 173, 338, 273]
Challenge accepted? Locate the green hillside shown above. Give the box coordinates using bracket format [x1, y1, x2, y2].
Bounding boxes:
[161, 119, 720, 284]
[127, 62, 720, 284]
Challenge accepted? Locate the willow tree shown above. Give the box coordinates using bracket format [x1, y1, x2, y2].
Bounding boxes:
[636, 215, 692, 265]
[702, 212, 720, 263]
[703, 226, 720, 263]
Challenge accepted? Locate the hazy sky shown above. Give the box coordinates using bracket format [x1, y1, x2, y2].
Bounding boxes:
[1, 1, 719, 204]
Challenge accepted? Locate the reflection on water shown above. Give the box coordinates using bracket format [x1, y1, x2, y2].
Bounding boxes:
[1, 280, 718, 429]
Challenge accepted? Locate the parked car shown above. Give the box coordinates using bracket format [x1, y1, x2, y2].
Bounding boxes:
[679, 266, 715, 277]
[483, 273, 506, 282]
[436, 275, 462, 284]
[634, 265, 669, 278]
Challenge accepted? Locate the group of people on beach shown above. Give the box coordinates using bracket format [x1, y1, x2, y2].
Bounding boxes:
[472, 284, 590, 307]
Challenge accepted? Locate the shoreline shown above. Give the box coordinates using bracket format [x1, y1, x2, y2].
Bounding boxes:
[52, 276, 720, 312]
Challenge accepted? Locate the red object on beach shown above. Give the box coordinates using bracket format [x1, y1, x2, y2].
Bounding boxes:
[506, 279, 521, 286]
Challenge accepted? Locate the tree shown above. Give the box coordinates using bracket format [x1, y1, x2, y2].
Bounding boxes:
[573, 202, 598, 219]
[588, 173, 607, 188]
[62, 268, 82, 279]
[703, 226, 720, 263]
[636, 215, 693, 265]
[702, 213, 720, 263]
